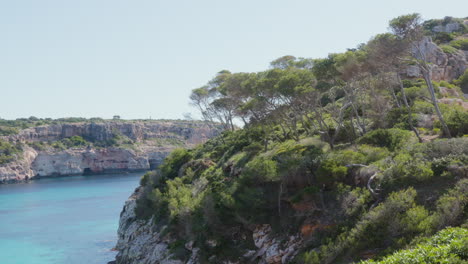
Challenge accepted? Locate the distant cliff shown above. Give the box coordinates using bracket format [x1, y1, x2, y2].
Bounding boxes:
[0, 120, 220, 183]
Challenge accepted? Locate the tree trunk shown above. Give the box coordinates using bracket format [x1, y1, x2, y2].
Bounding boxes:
[397, 74, 422, 143]
[421, 70, 451, 137]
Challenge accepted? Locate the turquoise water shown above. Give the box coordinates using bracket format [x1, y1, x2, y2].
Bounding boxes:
[0, 173, 143, 264]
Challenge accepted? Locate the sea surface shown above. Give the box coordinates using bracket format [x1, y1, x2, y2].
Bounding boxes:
[0, 173, 143, 264]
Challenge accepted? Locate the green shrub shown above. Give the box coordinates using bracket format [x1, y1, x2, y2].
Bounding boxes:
[241, 156, 279, 182]
[329, 149, 366, 165]
[404, 86, 429, 103]
[0, 139, 22, 165]
[443, 107, 468, 137]
[360, 227, 468, 264]
[339, 186, 371, 218]
[0, 126, 19, 136]
[455, 69, 468, 93]
[424, 138, 468, 159]
[303, 188, 428, 264]
[357, 145, 390, 163]
[431, 155, 467, 176]
[440, 44, 459, 54]
[159, 148, 193, 179]
[27, 141, 47, 151]
[432, 179, 468, 230]
[450, 38, 468, 50]
[402, 79, 425, 88]
[316, 159, 348, 186]
[382, 153, 433, 186]
[62, 136, 88, 148]
[358, 128, 412, 151]
[432, 32, 455, 43]
[51, 141, 66, 150]
[413, 100, 434, 115]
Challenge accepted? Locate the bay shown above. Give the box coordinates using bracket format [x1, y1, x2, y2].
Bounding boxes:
[0, 173, 143, 264]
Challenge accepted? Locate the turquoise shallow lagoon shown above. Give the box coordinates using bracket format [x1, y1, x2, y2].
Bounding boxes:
[0, 173, 143, 264]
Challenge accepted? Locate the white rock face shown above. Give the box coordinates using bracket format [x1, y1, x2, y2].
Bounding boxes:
[432, 22, 461, 33]
[0, 146, 37, 182]
[115, 187, 184, 264]
[0, 121, 220, 183]
[406, 37, 468, 81]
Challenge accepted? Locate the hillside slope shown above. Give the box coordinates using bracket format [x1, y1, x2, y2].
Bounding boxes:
[114, 15, 468, 264]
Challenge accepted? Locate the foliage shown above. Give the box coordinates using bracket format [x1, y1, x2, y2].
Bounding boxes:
[241, 156, 279, 182]
[360, 227, 468, 264]
[0, 139, 22, 165]
[450, 38, 468, 50]
[357, 128, 412, 151]
[159, 148, 193, 180]
[455, 69, 468, 93]
[0, 126, 19, 136]
[316, 159, 348, 186]
[436, 105, 468, 137]
[381, 153, 434, 187]
[130, 13, 468, 263]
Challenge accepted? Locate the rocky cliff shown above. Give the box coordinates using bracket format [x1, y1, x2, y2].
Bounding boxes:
[0, 121, 219, 183]
[115, 187, 302, 264]
[404, 36, 468, 81]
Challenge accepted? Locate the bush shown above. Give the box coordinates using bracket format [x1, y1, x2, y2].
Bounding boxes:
[424, 138, 468, 159]
[357, 145, 390, 163]
[432, 179, 468, 230]
[0, 139, 22, 165]
[159, 148, 193, 179]
[382, 153, 433, 186]
[316, 159, 348, 186]
[455, 69, 468, 93]
[241, 156, 279, 182]
[360, 227, 468, 264]
[62, 136, 88, 148]
[450, 38, 468, 50]
[358, 128, 412, 151]
[440, 44, 458, 54]
[302, 188, 429, 264]
[27, 141, 47, 151]
[412, 100, 434, 114]
[0, 126, 19, 136]
[442, 107, 468, 137]
[403, 86, 429, 103]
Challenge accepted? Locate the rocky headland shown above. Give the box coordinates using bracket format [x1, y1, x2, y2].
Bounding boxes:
[0, 120, 219, 183]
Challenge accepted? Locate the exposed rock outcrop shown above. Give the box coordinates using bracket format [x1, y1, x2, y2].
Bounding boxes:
[0, 146, 38, 182]
[4, 121, 215, 146]
[0, 121, 219, 183]
[115, 189, 303, 264]
[115, 187, 182, 264]
[404, 37, 468, 81]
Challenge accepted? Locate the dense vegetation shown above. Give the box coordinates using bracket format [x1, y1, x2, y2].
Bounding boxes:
[138, 14, 468, 263]
[0, 139, 22, 165]
[360, 227, 467, 264]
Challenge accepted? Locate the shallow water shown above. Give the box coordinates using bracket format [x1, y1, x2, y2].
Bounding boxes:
[0, 173, 143, 264]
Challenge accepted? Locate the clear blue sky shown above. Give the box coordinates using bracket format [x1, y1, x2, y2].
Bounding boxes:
[1, 0, 467, 120]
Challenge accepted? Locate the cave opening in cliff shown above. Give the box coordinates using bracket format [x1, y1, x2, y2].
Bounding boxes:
[83, 168, 92, 175]
[149, 159, 158, 170]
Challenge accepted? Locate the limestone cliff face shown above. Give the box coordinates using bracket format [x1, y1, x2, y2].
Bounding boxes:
[0, 146, 38, 182]
[5, 121, 215, 145]
[115, 187, 183, 264]
[0, 121, 219, 183]
[404, 37, 468, 81]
